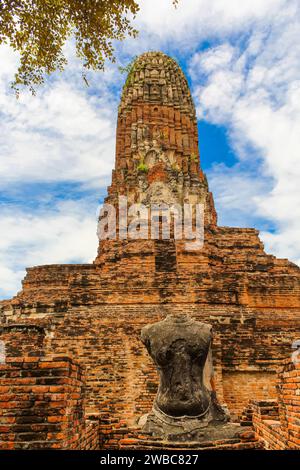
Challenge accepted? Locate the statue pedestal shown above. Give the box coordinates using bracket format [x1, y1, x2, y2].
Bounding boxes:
[140, 400, 230, 441]
[118, 425, 263, 450]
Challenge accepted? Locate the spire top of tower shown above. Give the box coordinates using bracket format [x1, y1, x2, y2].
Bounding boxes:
[119, 51, 196, 121]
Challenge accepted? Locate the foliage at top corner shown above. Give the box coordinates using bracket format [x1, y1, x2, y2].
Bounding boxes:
[0, 0, 180, 96]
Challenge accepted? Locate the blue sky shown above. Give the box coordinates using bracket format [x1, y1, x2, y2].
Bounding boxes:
[0, 0, 300, 299]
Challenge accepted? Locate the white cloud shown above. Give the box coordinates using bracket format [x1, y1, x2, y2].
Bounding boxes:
[0, 199, 99, 298]
[261, 226, 300, 266]
[207, 163, 272, 228]
[190, 1, 300, 264]
[190, 45, 235, 74]
[0, 265, 25, 298]
[0, 46, 116, 189]
[135, 0, 287, 43]
[0, 38, 119, 299]
[116, 0, 290, 59]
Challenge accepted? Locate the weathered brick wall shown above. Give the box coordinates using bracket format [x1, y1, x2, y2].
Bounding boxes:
[50, 304, 299, 421]
[1, 302, 298, 430]
[0, 305, 296, 449]
[0, 50, 299, 449]
[251, 360, 300, 449]
[223, 372, 277, 419]
[77, 417, 100, 450]
[11, 227, 300, 309]
[251, 400, 285, 450]
[0, 324, 46, 358]
[0, 356, 98, 450]
[277, 360, 300, 448]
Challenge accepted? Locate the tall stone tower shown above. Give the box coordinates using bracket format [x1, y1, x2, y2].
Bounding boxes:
[1, 51, 300, 440]
[104, 51, 215, 215]
[95, 51, 216, 270]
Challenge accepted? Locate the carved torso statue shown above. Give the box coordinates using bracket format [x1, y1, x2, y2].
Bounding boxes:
[140, 313, 229, 439]
[141, 313, 212, 417]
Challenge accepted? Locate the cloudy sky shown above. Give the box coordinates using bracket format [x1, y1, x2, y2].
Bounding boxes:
[0, 0, 299, 299]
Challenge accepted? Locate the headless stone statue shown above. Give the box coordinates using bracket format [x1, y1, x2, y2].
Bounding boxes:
[140, 313, 230, 440]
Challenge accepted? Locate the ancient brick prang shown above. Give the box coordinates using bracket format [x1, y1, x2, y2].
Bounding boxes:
[109, 51, 210, 208]
[96, 52, 217, 266]
[0, 51, 300, 450]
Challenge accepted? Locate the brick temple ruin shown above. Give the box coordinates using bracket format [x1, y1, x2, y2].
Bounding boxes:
[0, 51, 300, 450]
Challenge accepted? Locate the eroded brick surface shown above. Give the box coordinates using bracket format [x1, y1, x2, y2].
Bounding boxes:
[0, 51, 299, 450]
[0, 356, 99, 449]
[250, 360, 300, 449]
